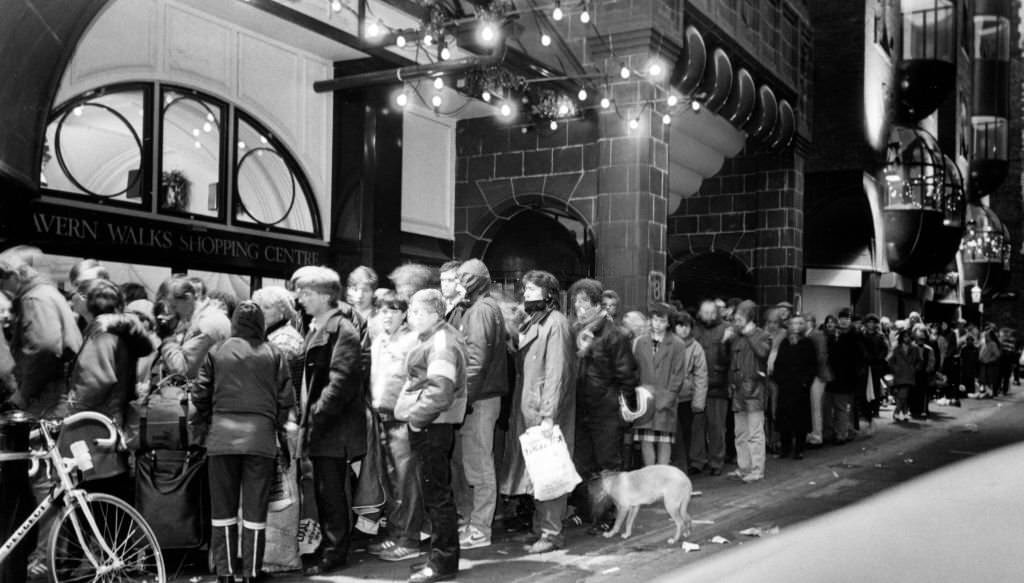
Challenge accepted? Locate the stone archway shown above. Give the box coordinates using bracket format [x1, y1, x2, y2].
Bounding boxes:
[669, 250, 755, 309]
[481, 208, 593, 291]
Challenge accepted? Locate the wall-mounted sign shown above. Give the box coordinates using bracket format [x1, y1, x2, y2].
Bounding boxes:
[648, 270, 666, 303]
[27, 201, 326, 277]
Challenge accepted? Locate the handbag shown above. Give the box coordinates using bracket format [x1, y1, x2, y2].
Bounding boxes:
[518, 425, 582, 501]
[126, 374, 191, 451]
[134, 448, 208, 549]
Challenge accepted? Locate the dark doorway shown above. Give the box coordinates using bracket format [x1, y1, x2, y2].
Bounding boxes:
[671, 251, 755, 309]
[483, 209, 592, 299]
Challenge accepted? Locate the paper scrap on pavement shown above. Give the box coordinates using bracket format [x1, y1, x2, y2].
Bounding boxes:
[692, 519, 715, 525]
[831, 470, 840, 478]
[740, 527, 762, 537]
[692, 491, 703, 497]
[710, 535, 730, 544]
[601, 567, 621, 575]
[874, 464, 884, 468]
[681, 541, 701, 552]
[808, 481, 816, 485]
[764, 526, 780, 536]
[496, 550, 509, 555]
[960, 423, 979, 433]
[740, 525, 780, 537]
[903, 458, 915, 464]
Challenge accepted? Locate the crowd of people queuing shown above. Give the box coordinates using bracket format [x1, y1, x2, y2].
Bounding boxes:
[0, 243, 1019, 583]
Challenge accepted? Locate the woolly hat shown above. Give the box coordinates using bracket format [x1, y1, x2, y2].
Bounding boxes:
[231, 300, 265, 341]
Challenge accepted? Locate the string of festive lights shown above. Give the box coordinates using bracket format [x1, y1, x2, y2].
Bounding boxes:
[322, 0, 706, 130]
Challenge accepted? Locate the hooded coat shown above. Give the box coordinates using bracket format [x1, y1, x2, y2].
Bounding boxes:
[66, 313, 155, 426]
[456, 259, 509, 404]
[8, 271, 82, 417]
[193, 303, 295, 459]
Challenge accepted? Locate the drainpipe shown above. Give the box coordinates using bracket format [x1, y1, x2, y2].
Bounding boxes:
[313, 41, 507, 93]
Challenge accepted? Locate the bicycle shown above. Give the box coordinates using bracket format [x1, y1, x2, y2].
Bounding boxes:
[0, 410, 166, 582]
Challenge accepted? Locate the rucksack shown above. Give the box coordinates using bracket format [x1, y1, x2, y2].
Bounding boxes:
[125, 373, 192, 451]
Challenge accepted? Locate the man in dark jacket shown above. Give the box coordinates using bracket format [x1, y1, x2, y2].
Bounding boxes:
[292, 266, 366, 575]
[690, 299, 730, 476]
[825, 308, 867, 444]
[569, 278, 638, 530]
[452, 259, 507, 550]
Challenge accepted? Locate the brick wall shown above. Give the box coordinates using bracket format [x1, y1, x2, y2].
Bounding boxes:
[667, 147, 805, 306]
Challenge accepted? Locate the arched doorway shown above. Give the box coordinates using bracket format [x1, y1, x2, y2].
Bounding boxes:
[671, 251, 754, 309]
[483, 209, 593, 299]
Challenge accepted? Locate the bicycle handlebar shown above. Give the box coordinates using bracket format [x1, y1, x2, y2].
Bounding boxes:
[29, 411, 120, 449]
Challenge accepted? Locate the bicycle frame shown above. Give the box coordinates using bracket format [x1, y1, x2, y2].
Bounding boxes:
[0, 411, 123, 572]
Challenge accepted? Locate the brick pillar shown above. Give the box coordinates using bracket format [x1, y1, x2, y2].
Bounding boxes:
[752, 150, 805, 306]
[593, 102, 670, 308]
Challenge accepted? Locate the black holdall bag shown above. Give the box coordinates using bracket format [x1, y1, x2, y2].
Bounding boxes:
[135, 447, 209, 549]
[126, 374, 192, 451]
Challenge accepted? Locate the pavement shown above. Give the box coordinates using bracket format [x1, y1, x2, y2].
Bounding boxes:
[170, 389, 1024, 582]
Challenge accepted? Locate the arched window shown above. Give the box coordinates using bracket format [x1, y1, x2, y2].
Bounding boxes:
[41, 83, 321, 238]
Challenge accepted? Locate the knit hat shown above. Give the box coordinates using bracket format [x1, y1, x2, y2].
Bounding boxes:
[231, 300, 265, 341]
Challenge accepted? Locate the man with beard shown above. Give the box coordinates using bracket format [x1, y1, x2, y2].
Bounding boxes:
[689, 299, 731, 476]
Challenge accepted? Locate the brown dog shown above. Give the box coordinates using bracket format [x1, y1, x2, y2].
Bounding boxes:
[592, 465, 693, 544]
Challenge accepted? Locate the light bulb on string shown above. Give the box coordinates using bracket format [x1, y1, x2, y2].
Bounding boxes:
[662, 113, 672, 125]
[550, 120, 558, 131]
[500, 103, 513, 117]
[619, 65, 631, 79]
[691, 100, 702, 112]
[206, 113, 215, 122]
[648, 62, 663, 78]
[600, 97, 611, 109]
[73, 105, 84, 116]
[366, 21, 382, 39]
[191, 128, 200, 137]
[194, 140, 202, 149]
[237, 141, 246, 150]
[480, 22, 497, 44]
[330, 0, 342, 13]
[203, 122, 213, 133]
[558, 103, 569, 116]
[423, 33, 434, 46]
[578, 88, 588, 101]
[482, 90, 492, 103]
[580, 7, 590, 23]
[667, 94, 679, 107]
[396, 92, 408, 107]
[553, 3, 563, 21]
[433, 77, 445, 90]
[440, 46, 451, 60]
[629, 117, 640, 130]
[431, 94, 443, 108]
[541, 33, 551, 46]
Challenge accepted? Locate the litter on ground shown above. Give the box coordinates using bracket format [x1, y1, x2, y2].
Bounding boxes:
[692, 519, 715, 525]
[681, 542, 701, 552]
[710, 535, 730, 544]
[691, 491, 703, 497]
[601, 567, 621, 575]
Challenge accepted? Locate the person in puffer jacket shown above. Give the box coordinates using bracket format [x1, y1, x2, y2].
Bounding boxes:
[194, 302, 295, 583]
[452, 259, 508, 550]
[395, 289, 467, 583]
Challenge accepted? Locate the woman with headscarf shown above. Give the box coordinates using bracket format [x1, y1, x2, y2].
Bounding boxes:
[194, 301, 295, 583]
[499, 270, 575, 554]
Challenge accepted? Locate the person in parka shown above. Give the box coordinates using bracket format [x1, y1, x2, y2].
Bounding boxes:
[194, 301, 295, 583]
[725, 300, 772, 483]
[291, 266, 366, 576]
[452, 259, 508, 549]
[632, 303, 687, 467]
[499, 270, 575, 554]
[0, 245, 83, 418]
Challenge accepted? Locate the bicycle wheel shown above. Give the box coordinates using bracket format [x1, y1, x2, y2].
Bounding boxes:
[49, 492, 166, 583]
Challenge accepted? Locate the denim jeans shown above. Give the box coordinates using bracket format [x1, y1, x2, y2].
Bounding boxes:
[733, 409, 766, 479]
[410, 424, 459, 575]
[383, 420, 425, 548]
[533, 494, 567, 543]
[453, 396, 500, 538]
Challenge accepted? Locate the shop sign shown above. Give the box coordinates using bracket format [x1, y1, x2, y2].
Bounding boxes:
[648, 270, 666, 303]
[28, 201, 326, 275]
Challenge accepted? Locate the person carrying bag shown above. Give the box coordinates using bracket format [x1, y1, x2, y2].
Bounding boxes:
[192, 301, 295, 583]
